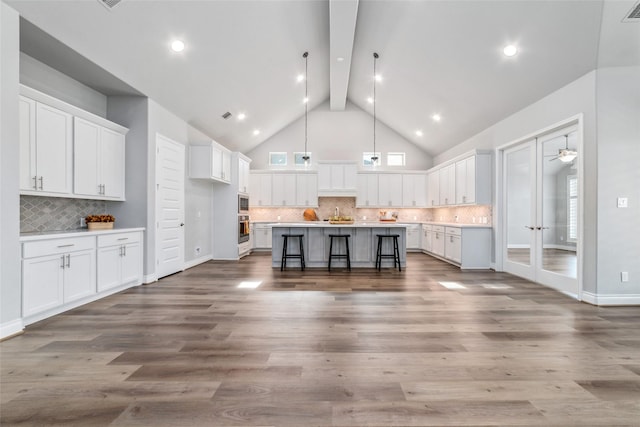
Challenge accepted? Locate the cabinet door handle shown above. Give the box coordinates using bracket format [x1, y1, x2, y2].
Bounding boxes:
[38, 176, 44, 190]
[463, 195, 466, 203]
[57, 244, 75, 248]
[66, 254, 71, 268]
[119, 246, 123, 256]
[123, 245, 127, 256]
[33, 176, 38, 190]
[117, 237, 128, 241]
[524, 225, 535, 230]
[60, 255, 65, 269]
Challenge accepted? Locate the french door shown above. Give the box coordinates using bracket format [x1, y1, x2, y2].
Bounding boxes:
[503, 127, 580, 298]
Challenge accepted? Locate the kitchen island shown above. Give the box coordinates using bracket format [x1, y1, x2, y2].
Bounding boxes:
[271, 222, 407, 269]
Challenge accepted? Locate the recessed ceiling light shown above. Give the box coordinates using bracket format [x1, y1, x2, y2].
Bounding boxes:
[303, 97, 309, 104]
[432, 114, 442, 122]
[237, 113, 246, 121]
[253, 129, 260, 136]
[367, 97, 374, 104]
[375, 74, 383, 82]
[415, 130, 423, 137]
[170, 40, 185, 52]
[337, 57, 344, 62]
[296, 74, 304, 82]
[503, 45, 518, 57]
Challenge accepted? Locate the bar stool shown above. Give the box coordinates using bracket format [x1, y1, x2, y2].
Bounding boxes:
[375, 234, 401, 271]
[328, 234, 351, 271]
[280, 234, 305, 271]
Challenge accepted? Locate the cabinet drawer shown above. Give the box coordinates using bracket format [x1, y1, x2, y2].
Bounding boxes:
[421, 224, 432, 231]
[23, 236, 95, 259]
[98, 232, 142, 248]
[432, 225, 445, 233]
[445, 227, 462, 236]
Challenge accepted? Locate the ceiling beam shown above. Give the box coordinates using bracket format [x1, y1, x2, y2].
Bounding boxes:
[329, 0, 359, 111]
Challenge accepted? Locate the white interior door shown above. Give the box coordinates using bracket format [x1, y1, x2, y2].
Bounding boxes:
[503, 127, 580, 298]
[156, 134, 185, 279]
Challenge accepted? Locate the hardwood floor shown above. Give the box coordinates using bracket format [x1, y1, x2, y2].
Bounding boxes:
[2, 252, 639, 426]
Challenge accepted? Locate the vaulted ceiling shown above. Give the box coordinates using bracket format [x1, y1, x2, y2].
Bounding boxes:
[7, 0, 620, 156]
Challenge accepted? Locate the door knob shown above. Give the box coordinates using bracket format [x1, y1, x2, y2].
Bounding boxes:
[180, 223, 185, 227]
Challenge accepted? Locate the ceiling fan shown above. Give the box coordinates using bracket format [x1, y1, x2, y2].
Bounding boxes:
[547, 134, 577, 163]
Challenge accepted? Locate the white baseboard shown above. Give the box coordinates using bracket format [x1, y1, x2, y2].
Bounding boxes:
[184, 255, 213, 270]
[582, 291, 640, 306]
[1, 319, 24, 340]
[143, 273, 157, 284]
[507, 244, 530, 249]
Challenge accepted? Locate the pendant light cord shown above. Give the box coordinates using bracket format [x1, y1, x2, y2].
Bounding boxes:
[372, 52, 379, 163]
[303, 51, 309, 161]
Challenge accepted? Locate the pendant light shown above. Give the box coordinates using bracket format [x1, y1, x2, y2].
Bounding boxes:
[302, 51, 310, 166]
[558, 134, 577, 163]
[370, 52, 379, 165]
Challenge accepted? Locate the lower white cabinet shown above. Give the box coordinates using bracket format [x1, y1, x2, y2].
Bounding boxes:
[21, 229, 143, 325]
[252, 224, 272, 249]
[422, 224, 491, 269]
[444, 227, 462, 264]
[405, 224, 421, 250]
[22, 236, 96, 318]
[431, 226, 446, 257]
[421, 224, 432, 252]
[97, 231, 143, 292]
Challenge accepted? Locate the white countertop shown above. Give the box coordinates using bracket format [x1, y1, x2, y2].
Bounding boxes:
[256, 221, 491, 229]
[20, 227, 145, 242]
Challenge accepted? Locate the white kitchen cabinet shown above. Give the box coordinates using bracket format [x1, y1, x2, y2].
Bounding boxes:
[252, 224, 272, 249]
[271, 173, 297, 206]
[317, 161, 357, 196]
[189, 142, 231, 183]
[439, 164, 455, 206]
[250, 173, 273, 207]
[431, 226, 446, 257]
[296, 173, 318, 207]
[377, 174, 403, 207]
[356, 173, 379, 207]
[427, 171, 440, 207]
[421, 224, 432, 252]
[73, 117, 126, 200]
[444, 227, 462, 264]
[19, 97, 73, 195]
[238, 157, 250, 194]
[22, 236, 96, 318]
[455, 153, 492, 205]
[97, 231, 143, 292]
[405, 224, 421, 250]
[402, 174, 427, 207]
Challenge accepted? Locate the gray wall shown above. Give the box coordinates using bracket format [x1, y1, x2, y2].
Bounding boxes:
[20, 52, 107, 117]
[595, 65, 640, 296]
[247, 100, 432, 170]
[1, 3, 22, 332]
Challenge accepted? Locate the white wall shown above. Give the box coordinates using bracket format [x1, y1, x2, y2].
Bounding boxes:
[20, 52, 107, 117]
[0, 3, 22, 337]
[595, 65, 640, 296]
[247, 100, 432, 170]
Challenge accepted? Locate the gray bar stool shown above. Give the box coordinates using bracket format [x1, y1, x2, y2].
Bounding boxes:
[328, 234, 351, 271]
[375, 234, 401, 271]
[280, 234, 305, 271]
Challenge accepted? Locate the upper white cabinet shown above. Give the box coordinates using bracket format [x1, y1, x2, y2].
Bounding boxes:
[426, 150, 492, 207]
[356, 173, 379, 207]
[295, 173, 318, 207]
[317, 161, 357, 196]
[19, 96, 73, 195]
[250, 173, 272, 207]
[19, 86, 128, 200]
[238, 157, 250, 194]
[378, 174, 403, 207]
[402, 173, 427, 207]
[73, 117, 125, 200]
[271, 173, 297, 206]
[190, 142, 232, 183]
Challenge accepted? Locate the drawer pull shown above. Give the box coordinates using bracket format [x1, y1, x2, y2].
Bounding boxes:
[57, 244, 75, 248]
[117, 238, 129, 241]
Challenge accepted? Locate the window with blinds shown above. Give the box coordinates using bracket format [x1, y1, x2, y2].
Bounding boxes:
[567, 176, 578, 241]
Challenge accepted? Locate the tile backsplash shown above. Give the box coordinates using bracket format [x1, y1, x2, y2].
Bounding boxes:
[20, 196, 114, 232]
[250, 197, 492, 225]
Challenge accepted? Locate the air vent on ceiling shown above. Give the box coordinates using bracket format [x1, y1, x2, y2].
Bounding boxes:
[622, 1, 640, 22]
[98, 0, 122, 10]
[222, 112, 232, 120]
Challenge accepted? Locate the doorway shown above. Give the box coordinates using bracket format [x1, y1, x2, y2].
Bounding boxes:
[155, 133, 185, 279]
[502, 125, 581, 298]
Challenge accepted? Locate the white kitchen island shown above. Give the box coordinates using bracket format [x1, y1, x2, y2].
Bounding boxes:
[271, 222, 407, 269]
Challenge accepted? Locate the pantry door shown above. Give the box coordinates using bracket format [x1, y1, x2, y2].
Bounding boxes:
[503, 127, 580, 298]
[155, 134, 185, 279]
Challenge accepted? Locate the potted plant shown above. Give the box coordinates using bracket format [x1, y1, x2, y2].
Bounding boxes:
[85, 214, 115, 230]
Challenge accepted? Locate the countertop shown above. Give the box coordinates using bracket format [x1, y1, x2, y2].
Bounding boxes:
[253, 221, 491, 229]
[20, 227, 145, 242]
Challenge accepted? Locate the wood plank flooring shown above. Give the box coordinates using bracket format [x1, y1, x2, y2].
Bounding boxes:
[2, 252, 639, 426]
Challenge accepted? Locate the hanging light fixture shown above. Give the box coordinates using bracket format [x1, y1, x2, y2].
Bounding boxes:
[370, 52, 380, 166]
[558, 134, 577, 163]
[302, 51, 310, 166]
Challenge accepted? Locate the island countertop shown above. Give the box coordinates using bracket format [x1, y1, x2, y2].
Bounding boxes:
[269, 221, 408, 228]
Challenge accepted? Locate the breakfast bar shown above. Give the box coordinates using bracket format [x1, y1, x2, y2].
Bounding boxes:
[271, 222, 407, 269]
